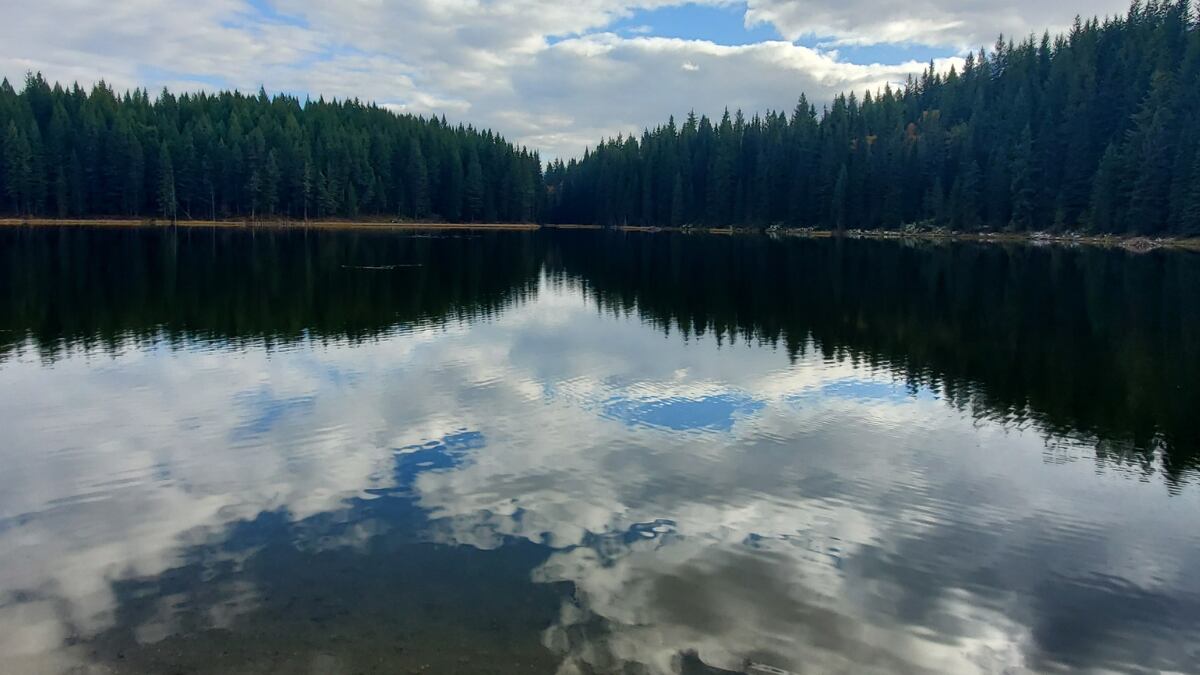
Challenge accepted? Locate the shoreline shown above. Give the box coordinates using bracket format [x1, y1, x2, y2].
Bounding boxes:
[587, 224, 1200, 252]
[783, 228, 1200, 252]
[3, 219, 1197, 251]
[0, 218, 540, 232]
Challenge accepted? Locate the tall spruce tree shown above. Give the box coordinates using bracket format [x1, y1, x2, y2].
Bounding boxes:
[464, 148, 484, 222]
[407, 138, 430, 219]
[157, 145, 176, 223]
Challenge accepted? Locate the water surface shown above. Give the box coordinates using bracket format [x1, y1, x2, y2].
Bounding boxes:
[1, 227, 1198, 674]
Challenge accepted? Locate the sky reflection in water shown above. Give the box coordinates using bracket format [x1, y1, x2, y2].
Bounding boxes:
[0, 229, 1198, 675]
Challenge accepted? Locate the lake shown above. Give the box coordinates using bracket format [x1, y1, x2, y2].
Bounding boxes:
[0, 226, 1198, 675]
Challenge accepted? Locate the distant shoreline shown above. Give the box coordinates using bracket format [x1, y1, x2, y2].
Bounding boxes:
[767, 227, 1200, 252]
[0, 218, 540, 232]
[552, 224, 1200, 252]
[3, 219, 1198, 251]
[573, 224, 1200, 251]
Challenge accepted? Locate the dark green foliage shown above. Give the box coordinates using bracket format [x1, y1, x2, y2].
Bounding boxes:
[3, 121, 32, 214]
[464, 148, 484, 222]
[1184, 145, 1200, 234]
[0, 74, 541, 222]
[545, 2, 1200, 235]
[406, 139, 430, 219]
[1009, 127, 1038, 231]
[157, 145, 175, 221]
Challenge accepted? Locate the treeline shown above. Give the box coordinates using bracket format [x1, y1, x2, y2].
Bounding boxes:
[0, 78, 543, 222]
[546, 1, 1200, 235]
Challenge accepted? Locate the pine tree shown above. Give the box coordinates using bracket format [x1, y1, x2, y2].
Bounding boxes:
[924, 178, 945, 227]
[246, 166, 261, 220]
[300, 158, 313, 222]
[262, 150, 280, 217]
[69, 150, 85, 216]
[670, 172, 684, 227]
[4, 121, 32, 215]
[1089, 143, 1124, 233]
[464, 148, 484, 222]
[444, 144, 464, 222]
[1009, 127, 1038, 231]
[1126, 72, 1177, 234]
[47, 101, 70, 217]
[407, 138, 430, 219]
[157, 145, 176, 223]
[24, 120, 46, 215]
[317, 171, 338, 217]
[346, 182, 359, 219]
[951, 161, 982, 231]
[831, 165, 849, 230]
[1181, 145, 1200, 236]
[984, 148, 1010, 229]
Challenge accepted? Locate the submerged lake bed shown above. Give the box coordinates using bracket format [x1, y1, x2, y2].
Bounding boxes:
[1, 227, 1198, 674]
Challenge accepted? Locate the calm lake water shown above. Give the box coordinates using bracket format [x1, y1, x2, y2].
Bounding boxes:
[1, 227, 1198, 675]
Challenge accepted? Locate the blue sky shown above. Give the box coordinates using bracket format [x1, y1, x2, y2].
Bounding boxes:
[608, 3, 958, 64]
[609, 3, 781, 45]
[0, 0, 1128, 159]
[603, 392, 765, 432]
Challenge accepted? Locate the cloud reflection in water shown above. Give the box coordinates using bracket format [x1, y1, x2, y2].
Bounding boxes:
[0, 246, 1197, 674]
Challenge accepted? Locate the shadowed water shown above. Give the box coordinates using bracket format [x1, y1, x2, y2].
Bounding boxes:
[0, 227, 1197, 675]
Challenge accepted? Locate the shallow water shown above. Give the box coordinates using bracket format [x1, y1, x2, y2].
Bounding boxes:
[0, 227, 1198, 674]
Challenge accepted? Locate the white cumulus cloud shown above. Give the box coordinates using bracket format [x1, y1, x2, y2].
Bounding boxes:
[743, 0, 1132, 49]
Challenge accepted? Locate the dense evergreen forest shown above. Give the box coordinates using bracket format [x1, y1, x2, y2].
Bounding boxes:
[2, 2, 1199, 234]
[546, 1, 1200, 235]
[0, 78, 544, 222]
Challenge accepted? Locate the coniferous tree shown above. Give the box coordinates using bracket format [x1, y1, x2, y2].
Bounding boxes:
[1089, 143, 1124, 233]
[300, 158, 313, 221]
[157, 145, 176, 223]
[952, 160, 982, 231]
[1126, 72, 1178, 234]
[262, 150, 280, 217]
[670, 172, 684, 227]
[1182, 145, 1200, 236]
[1009, 127, 1038, 231]
[4, 121, 32, 214]
[407, 138, 429, 219]
[831, 165, 849, 231]
[465, 148, 484, 222]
